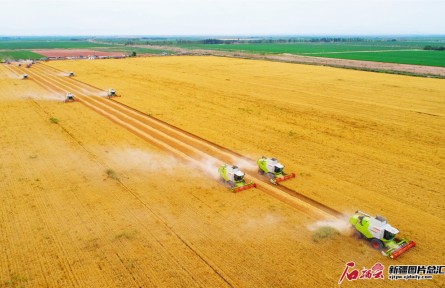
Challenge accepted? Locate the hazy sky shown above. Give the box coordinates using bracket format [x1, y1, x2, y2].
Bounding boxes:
[1, 0, 444, 36]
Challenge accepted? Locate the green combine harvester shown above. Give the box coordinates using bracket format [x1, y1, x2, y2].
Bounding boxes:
[350, 210, 415, 259]
[218, 164, 256, 193]
[257, 156, 295, 184]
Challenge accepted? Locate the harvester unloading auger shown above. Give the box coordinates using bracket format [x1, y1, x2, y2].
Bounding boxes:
[257, 156, 295, 184]
[350, 210, 415, 259]
[218, 164, 256, 193]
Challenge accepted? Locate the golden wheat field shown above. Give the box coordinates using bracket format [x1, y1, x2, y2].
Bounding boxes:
[0, 56, 444, 287]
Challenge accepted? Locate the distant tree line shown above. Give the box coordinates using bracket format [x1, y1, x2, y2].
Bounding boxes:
[175, 37, 371, 45]
[118, 37, 403, 46]
[424, 45, 445, 51]
[307, 37, 366, 42]
[140, 37, 168, 40]
[124, 40, 175, 45]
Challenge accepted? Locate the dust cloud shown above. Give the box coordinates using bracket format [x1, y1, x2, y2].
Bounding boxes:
[104, 148, 262, 183]
[106, 148, 180, 174]
[306, 214, 351, 235]
[193, 156, 220, 180]
[97, 91, 108, 97]
[105, 149, 221, 180]
[24, 92, 64, 102]
[57, 72, 72, 77]
[230, 156, 258, 172]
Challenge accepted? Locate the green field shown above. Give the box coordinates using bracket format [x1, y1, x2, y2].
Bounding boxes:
[309, 50, 445, 67]
[173, 42, 445, 67]
[174, 42, 435, 53]
[0, 41, 109, 50]
[0, 50, 44, 60]
[1, 38, 444, 67]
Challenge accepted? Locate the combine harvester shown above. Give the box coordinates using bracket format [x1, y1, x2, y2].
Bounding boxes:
[22, 74, 28, 80]
[257, 156, 295, 184]
[65, 92, 79, 103]
[218, 164, 256, 193]
[107, 88, 120, 98]
[350, 210, 415, 259]
[68, 72, 75, 77]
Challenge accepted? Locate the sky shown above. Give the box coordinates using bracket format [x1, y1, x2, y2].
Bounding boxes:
[1, 0, 444, 36]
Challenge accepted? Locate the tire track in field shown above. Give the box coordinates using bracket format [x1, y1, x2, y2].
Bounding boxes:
[33, 63, 343, 219]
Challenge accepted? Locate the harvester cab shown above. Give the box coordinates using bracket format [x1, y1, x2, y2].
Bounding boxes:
[65, 92, 78, 103]
[107, 88, 117, 98]
[257, 156, 295, 184]
[350, 210, 415, 259]
[22, 74, 28, 80]
[68, 72, 75, 77]
[218, 164, 256, 193]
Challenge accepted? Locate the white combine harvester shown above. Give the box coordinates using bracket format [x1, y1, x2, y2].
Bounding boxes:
[107, 88, 119, 98]
[65, 92, 78, 103]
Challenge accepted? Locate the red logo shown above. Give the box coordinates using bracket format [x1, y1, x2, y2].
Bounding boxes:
[339, 262, 384, 284]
